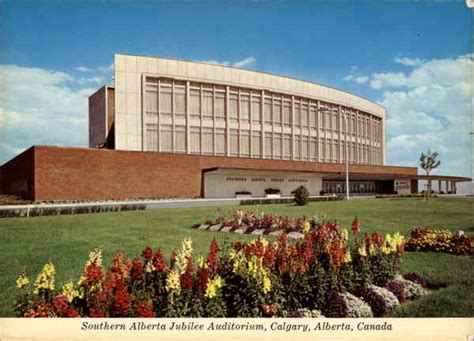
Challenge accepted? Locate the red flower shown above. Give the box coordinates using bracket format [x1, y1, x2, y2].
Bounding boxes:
[232, 241, 244, 251]
[130, 258, 144, 283]
[136, 300, 155, 317]
[52, 295, 69, 316]
[371, 232, 383, 248]
[90, 309, 105, 317]
[351, 217, 360, 234]
[153, 250, 168, 272]
[179, 256, 194, 291]
[142, 246, 153, 261]
[33, 300, 50, 318]
[83, 263, 104, 287]
[24, 310, 36, 318]
[65, 308, 80, 317]
[195, 266, 209, 295]
[207, 239, 220, 276]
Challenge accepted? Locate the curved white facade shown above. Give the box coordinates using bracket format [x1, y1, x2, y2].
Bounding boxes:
[114, 54, 386, 165]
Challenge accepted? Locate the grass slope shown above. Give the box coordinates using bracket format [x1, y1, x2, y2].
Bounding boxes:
[0, 197, 472, 317]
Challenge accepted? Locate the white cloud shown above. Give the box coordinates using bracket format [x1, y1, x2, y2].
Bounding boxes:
[77, 76, 105, 84]
[200, 56, 256, 69]
[233, 57, 256, 68]
[343, 68, 369, 85]
[97, 63, 114, 73]
[1, 64, 95, 163]
[376, 55, 472, 177]
[354, 76, 369, 84]
[394, 57, 423, 66]
[74, 66, 93, 73]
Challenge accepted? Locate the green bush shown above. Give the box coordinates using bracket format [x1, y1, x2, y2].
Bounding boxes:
[292, 186, 310, 206]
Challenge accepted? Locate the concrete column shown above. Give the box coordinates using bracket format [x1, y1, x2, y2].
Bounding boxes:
[185, 81, 190, 154]
[141, 75, 146, 151]
[225, 86, 230, 157]
[291, 96, 295, 160]
[238, 90, 241, 158]
[199, 84, 203, 154]
[212, 86, 216, 155]
[157, 79, 161, 152]
[338, 106, 342, 163]
[261, 90, 265, 158]
[249, 92, 253, 158]
[171, 81, 175, 153]
[316, 101, 321, 162]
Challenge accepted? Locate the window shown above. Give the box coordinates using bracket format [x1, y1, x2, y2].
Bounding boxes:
[190, 127, 200, 154]
[202, 127, 213, 154]
[229, 93, 238, 122]
[215, 91, 225, 121]
[240, 94, 250, 122]
[241, 130, 250, 157]
[145, 124, 158, 151]
[160, 124, 172, 152]
[252, 131, 261, 157]
[189, 88, 200, 120]
[230, 129, 239, 156]
[202, 90, 213, 120]
[175, 125, 186, 153]
[251, 95, 261, 122]
[283, 134, 291, 159]
[215, 128, 225, 155]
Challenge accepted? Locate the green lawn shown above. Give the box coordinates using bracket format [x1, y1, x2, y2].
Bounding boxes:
[0, 197, 472, 317]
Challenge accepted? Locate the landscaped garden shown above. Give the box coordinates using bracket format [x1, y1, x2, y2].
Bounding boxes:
[1, 197, 472, 317]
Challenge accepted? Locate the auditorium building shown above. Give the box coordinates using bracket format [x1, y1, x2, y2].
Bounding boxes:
[1, 54, 470, 201]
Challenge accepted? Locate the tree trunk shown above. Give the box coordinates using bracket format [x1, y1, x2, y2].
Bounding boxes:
[426, 171, 431, 200]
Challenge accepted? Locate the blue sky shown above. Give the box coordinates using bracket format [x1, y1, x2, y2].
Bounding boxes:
[1, 1, 472, 184]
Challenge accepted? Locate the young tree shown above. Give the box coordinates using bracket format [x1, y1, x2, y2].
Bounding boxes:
[419, 149, 441, 198]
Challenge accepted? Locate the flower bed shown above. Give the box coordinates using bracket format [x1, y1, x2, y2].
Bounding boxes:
[405, 227, 472, 255]
[15, 217, 427, 318]
[193, 210, 319, 237]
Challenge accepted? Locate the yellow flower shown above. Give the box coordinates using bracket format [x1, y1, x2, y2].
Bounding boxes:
[343, 251, 352, 263]
[358, 247, 367, 257]
[368, 244, 376, 256]
[16, 273, 29, 290]
[33, 262, 55, 294]
[205, 275, 224, 299]
[303, 221, 311, 234]
[197, 256, 206, 269]
[61, 281, 80, 303]
[232, 252, 272, 294]
[84, 248, 102, 270]
[166, 269, 181, 294]
[342, 229, 349, 241]
[263, 276, 272, 294]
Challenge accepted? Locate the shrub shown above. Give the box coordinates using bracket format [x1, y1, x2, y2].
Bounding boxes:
[323, 291, 373, 317]
[384, 280, 406, 303]
[402, 272, 428, 288]
[292, 186, 310, 206]
[235, 191, 251, 195]
[356, 285, 399, 317]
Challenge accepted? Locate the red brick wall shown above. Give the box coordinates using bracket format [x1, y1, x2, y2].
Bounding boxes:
[1, 145, 419, 201]
[0, 147, 35, 199]
[24, 146, 418, 202]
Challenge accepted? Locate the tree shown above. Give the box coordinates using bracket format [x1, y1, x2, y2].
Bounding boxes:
[419, 149, 441, 198]
[292, 185, 310, 206]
